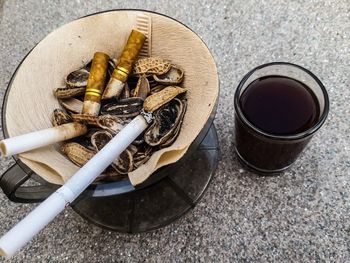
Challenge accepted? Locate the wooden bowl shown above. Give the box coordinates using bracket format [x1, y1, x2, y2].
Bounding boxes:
[3, 10, 219, 186]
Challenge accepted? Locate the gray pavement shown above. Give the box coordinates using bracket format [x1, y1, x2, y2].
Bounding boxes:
[0, 0, 349, 262]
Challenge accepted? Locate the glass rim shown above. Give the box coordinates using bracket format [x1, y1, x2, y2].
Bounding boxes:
[234, 62, 330, 141]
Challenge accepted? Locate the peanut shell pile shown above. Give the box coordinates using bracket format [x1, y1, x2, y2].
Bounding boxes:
[52, 57, 187, 181]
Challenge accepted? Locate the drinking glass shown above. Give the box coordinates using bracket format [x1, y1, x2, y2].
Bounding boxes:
[234, 62, 329, 173]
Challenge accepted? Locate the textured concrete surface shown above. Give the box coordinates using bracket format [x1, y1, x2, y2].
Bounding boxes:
[0, 0, 349, 262]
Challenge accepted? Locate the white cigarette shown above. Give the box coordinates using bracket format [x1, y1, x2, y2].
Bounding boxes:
[0, 122, 87, 157]
[0, 115, 148, 258]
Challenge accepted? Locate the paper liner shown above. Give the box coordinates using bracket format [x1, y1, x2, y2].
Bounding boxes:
[4, 11, 219, 186]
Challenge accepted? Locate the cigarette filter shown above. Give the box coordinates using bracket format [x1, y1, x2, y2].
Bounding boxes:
[82, 52, 110, 115]
[102, 30, 146, 99]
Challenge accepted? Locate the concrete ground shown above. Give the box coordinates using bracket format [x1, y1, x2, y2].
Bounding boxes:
[0, 0, 349, 262]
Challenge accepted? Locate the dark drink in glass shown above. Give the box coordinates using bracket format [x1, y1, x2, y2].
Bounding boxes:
[234, 62, 329, 173]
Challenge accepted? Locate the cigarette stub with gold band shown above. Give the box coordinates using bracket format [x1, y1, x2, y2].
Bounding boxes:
[0, 122, 87, 157]
[102, 30, 146, 100]
[82, 52, 110, 116]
